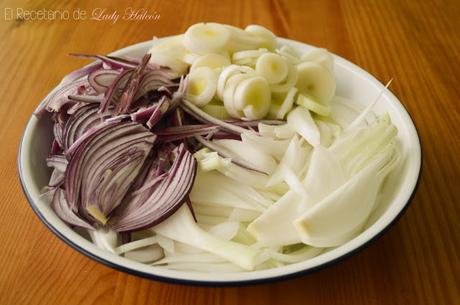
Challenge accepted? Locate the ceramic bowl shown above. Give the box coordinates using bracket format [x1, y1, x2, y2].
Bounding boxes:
[18, 37, 422, 285]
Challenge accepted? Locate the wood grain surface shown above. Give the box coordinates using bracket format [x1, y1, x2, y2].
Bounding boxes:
[0, 0, 459, 304]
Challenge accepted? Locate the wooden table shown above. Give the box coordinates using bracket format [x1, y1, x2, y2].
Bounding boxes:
[1, 0, 459, 304]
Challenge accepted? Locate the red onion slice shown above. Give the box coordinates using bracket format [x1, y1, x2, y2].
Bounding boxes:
[51, 188, 93, 230]
[146, 96, 169, 129]
[156, 125, 220, 143]
[43, 78, 89, 113]
[68, 95, 103, 103]
[63, 104, 112, 150]
[70, 54, 160, 71]
[111, 144, 197, 232]
[65, 122, 156, 223]
[133, 70, 176, 100]
[99, 69, 133, 113]
[116, 54, 152, 114]
[61, 62, 103, 86]
[88, 69, 120, 94]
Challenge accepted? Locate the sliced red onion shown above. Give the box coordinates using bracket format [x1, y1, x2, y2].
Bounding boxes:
[70, 53, 138, 70]
[49, 168, 65, 187]
[67, 102, 89, 115]
[46, 155, 68, 172]
[157, 125, 220, 143]
[53, 122, 64, 148]
[157, 86, 172, 94]
[99, 69, 133, 113]
[130, 107, 153, 123]
[40, 186, 58, 203]
[68, 95, 103, 103]
[70, 54, 162, 72]
[36, 53, 174, 119]
[147, 96, 169, 129]
[131, 173, 166, 197]
[61, 62, 103, 86]
[104, 114, 131, 123]
[110, 143, 196, 232]
[63, 104, 112, 150]
[88, 69, 120, 94]
[130, 104, 159, 123]
[43, 78, 88, 113]
[170, 76, 187, 108]
[128, 144, 175, 199]
[51, 139, 62, 155]
[65, 121, 156, 224]
[47, 153, 67, 187]
[128, 157, 155, 193]
[116, 54, 152, 114]
[52, 188, 93, 230]
[170, 108, 184, 127]
[133, 70, 176, 100]
[40, 51, 285, 237]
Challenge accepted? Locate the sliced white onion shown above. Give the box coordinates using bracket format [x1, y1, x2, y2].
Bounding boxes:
[301, 48, 333, 71]
[256, 53, 289, 84]
[244, 25, 277, 50]
[149, 36, 189, 75]
[182, 52, 201, 65]
[222, 73, 254, 118]
[224, 24, 263, 52]
[270, 62, 298, 93]
[217, 65, 254, 100]
[296, 62, 336, 104]
[124, 245, 164, 263]
[115, 236, 158, 254]
[232, 49, 268, 62]
[233, 76, 271, 120]
[186, 67, 218, 106]
[287, 107, 320, 147]
[276, 87, 298, 119]
[276, 47, 301, 65]
[183, 23, 231, 54]
[191, 53, 231, 72]
[296, 93, 331, 116]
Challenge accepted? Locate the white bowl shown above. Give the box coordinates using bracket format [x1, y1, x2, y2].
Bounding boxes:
[18, 38, 422, 285]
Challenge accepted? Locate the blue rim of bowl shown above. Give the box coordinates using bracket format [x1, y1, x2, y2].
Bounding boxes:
[17, 44, 423, 287]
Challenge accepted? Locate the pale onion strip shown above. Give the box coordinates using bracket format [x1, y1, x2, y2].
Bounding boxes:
[115, 236, 158, 255]
[229, 208, 261, 222]
[124, 245, 163, 263]
[193, 204, 234, 217]
[208, 221, 240, 240]
[276, 87, 298, 119]
[196, 214, 229, 226]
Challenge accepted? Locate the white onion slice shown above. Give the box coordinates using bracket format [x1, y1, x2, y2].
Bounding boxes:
[186, 67, 218, 106]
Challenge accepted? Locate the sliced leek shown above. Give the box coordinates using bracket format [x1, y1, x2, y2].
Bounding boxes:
[186, 67, 218, 106]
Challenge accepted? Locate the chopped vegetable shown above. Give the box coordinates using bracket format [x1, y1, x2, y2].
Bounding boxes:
[38, 22, 401, 273]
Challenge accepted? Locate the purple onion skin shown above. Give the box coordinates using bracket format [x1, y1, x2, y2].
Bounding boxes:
[115, 54, 151, 114]
[110, 144, 197, 232]
[41, 52, 284, 235]
[64, 122, 156, 220]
